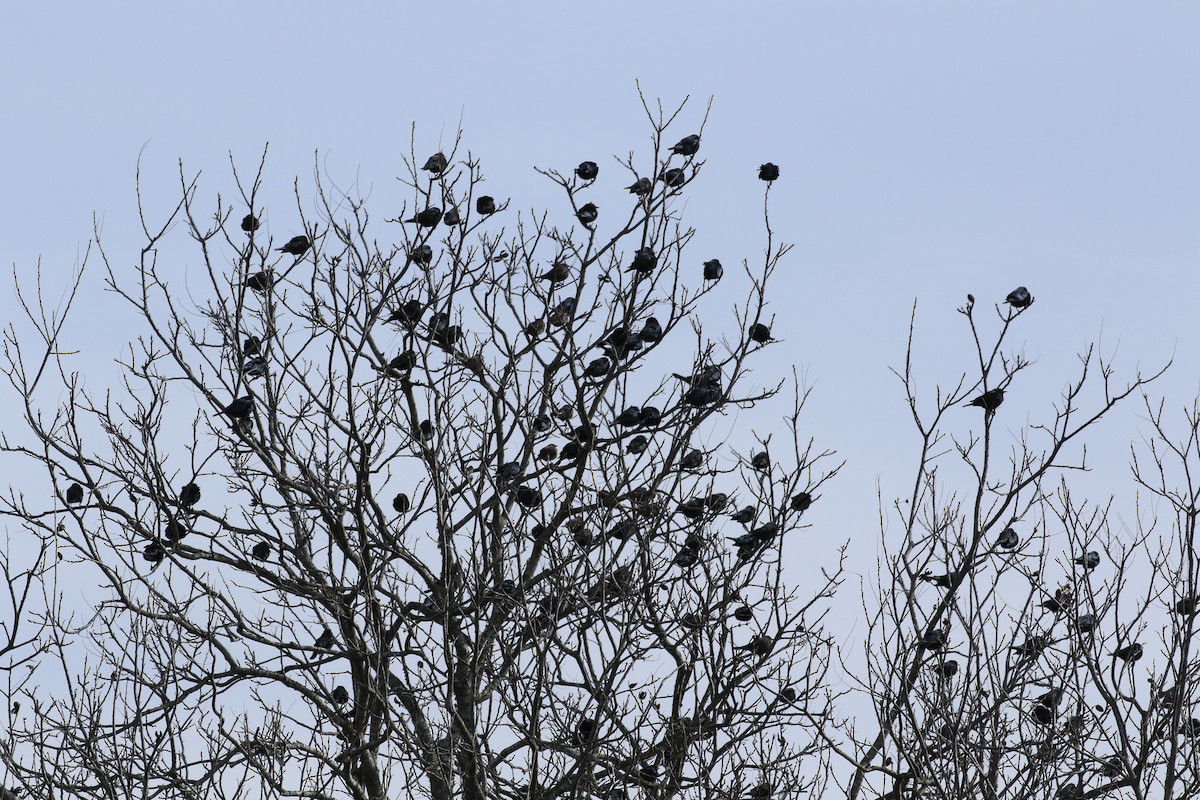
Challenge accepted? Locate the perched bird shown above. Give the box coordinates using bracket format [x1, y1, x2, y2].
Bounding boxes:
[1039, 588, 1072, 615]
[1099, 756, 1123, 779]
[443, 206, 461, 226]
[222, 396, 255, 419]
[533, 414, 553, 433]
[677, 498, 706, 520]
[576, 202, 598, 226]
[497, 461, 522, 482]
[627, 435, 649, 455]
[736, 634, 773, 658]
[245, 270, 274, 293]
[920, 572, 953, 588]
[393, 493, 411, 514]
[703, 259, 723, 281]
[747, 781, 772, 800]
[538, 261, 571, 284]
[476, 196, 497, 215]
[758, 163, 780, 182]
[549, 297, 577, 327]
[790, 492, 813, 513]
[1032, 688, 1062, 725]
[671, 134, 701, 156]
[524, 319, 545, 338]
[143, 541, 166, 564]
[638, 317, 663, 343]
[1174, 596, 1199, 616]
[730, 506, 755, 524]
[1011, 635, 1049, 657]
[583, 357, 611, 379]
[1005, 286, 1033, 309]
[674, 545, 699, 568]
[180, 482, 201, 508]
[164, 517, 189, 542]
[65, 482, 84, 505]
[242, 335, 261, 356]
[233, 417, 253, 435]
[388, 351, 417, 374]
[332, 685, 350, 705]
[418, 420, 434, 441]
[1075, 614, 1096, 634]
[996, 526, 1019, 550]
[683, 384, 721, 408]
[917, 629, 948, 651]
[1113, 642, 1143, 663]
[315, 627, 335, 649]
[576, 161, 599, 180]
[639, 406, 663, 427]
[627, 247, 658, 274]
[660, 167, 685, 188]
[966, 387, 1005, 412]
[515, 485, 542, 508]
[932, 659, 959, 679]
[627, 177, 653, 195]
[615, 406, 642, 427]
[241, 213, 260, 233]
[407, 206, 442, 228]
[422, 152, 448, 174]
[250, 541, 271, 561]
[733, 605, 754, 622]
[680, 449, 704, 470]
[537, 444, 558, 462]
[1074, 550, 1100, 571]
[242, 356, 267, 379]
[750, 452, 771, 471]
[278, 235, 310, 256]
[409, 244, 433, 265]
[748, 323, 772, 344]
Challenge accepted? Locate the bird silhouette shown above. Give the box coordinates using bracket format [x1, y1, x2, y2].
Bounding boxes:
[143, 541, 165, 564]
[749, 323, 772, 344]
[1075, 614, 1096, 634]
[1039, 587, 1072, 615]
[627, 177, 652, 196]
[638, 317, 663, 343]
[639, 406, 663, 427]
[538, 261, 570, 283]
[750, 452, 771, 471]
[409, 244, 433, 265]
[747, 781, 772, 800]
[241, 213, 260, 233]
[515, 485, 542, 508]
[758, 163, 780, 181]
[966, 387, 1004, 412]
[614, 406, 642, 427]
[242, 356, 267, 379]
[932, 659, 959, 679]
[533, 414, 553, 433]
[790, 492, 812, 512]
[576, 161, 599, 180]
[332, 685, 350, 705]
[245, 270, 274, 293]
[1005, 286, 1033, 309]
[677, 498, 706, 520]
[920, 572, 953, 588]
[917, 629, 948, 651]
[497, 461, 522, 482]
[683, 384, 721, 408]
[1074, 551, 1100, 571]
[680, 449, 704, 470]
[737, 634, 773, 658]
[671, 134, 701, 156]
[733, 605, 754, 622]
[537, 444, 558, 462]
[278, 235, 310, 256]
[418, 420, 434, 442]
[660, 167, 685, 187]
[730, 506, 755, 524]
[703, 259, 723, 280]
[627, 435, 649, 455]
[1113, 643, 1143, 662]
[476, 196, 497, 215]
[996, 526, 1019, 550]
[243, 335, 261, 356]
[422, 152, 448, 174]
[180, 482, 201, 508]
[388, 351, 417, 374]
[65, 482, 84, 505]
[232, 417, 253, 435]
[627, 247, 657, 274]
[407, 206, 442, 228]
[250, 541, 270, 561]
[583, 357, 611, 379]
[576, 203, 598, 226]
[674, 545, 699, 568]
[1011, 635, 1049, 657]
[1174, 596, 1199, 616]
[315, 627, 335, 649]
[222, 396, 254, 419]
[393, 493, 411, 513]
[164, 517, 189, 543]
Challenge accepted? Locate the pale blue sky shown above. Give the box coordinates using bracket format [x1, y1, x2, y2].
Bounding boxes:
[2, 2, 1198, 595]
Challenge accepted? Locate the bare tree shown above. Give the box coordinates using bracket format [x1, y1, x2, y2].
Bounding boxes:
[0, 98, 843, 800]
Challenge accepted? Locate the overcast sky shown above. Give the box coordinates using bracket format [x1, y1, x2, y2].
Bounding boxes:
[2, 3, 1198, 622]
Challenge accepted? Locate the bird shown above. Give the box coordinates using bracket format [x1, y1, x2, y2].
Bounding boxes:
[549, 297, 577, 326]
[533, 414, 553, 433]
[1039, 587, 1072, 615]
[388, 351, 417, 374]
[250, 541, 271, 561]
[232, 417, 253, 435]
[683, 384, 721, 408]
[143, 541, 166, 564]
[583, 357, 611, 379]
[758, 163, 780, 182]
[638, 317, 663, 344]
[749, 323, 772, 344]
[1011, 635, 1048, 657]
[627, 247, 657, 274]
[409, 244, 433, 265]
[639, 406, 663, 427]
[537, 444, 558, 462]
[967, 387, 1005, 412]
[418, 420, 434, 441]
[627, 435, 649, 455]
[614, 406, 642, 427]
[747, 781, 772, 800]
[1174, 596, 1199, 616]
[674, 545, 699, 568]
[576, 161, 599, 180]
[278, 235, 310, 256]
[422, 152, 448, 174]
[180, 482, 201, 508]
[443, 206, 461, 226]
[674, 365, 722, 387]
[733, 605, 754, 622]
[393, 493, 411, 514]
[750, 452, 771, 471]
[497, 461, 522, 482]
[242, 335, 261, 356]
[476, 196, 497, 215]
[332, 685, 350, 705]
[407, 206, 442, 228]
[703, 259, 723, 280]
[660, 167, 685, 187]
[677, 498, 706, 520]
[1099, 756, 1123, 779]
[917, 629, 948, 651]
[627, 177, 652, 195]
[1113, 643, 1143, 662]
[65, 482, 84, 505]
[790, 492, 813, 512]
[730, 506, 755, 524]
[245, 270, 274, 293]
[242, 356, 267, 379]
[1074, 550, 1100, 571]
[932, 659, 959, 679]
[670, 134, 701, 156]
[315, 627, 335, 649]
[736, 634, 773, 658]
[241, 213, 259, 233]
[705, 493, 729, 513]
[680, 449, 704, 470]
[576, 203, 598, 226]
[996, 526, 1019, 550]
[1005, 286, 1033, 309]
[222, 396, 254, 419]
[515, 485, 542, 508]
[920, 572, 954, 588]
[538, 261, 571, 283]
[164, 517, 189, 543]
[1075, 614, 1096, 634]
